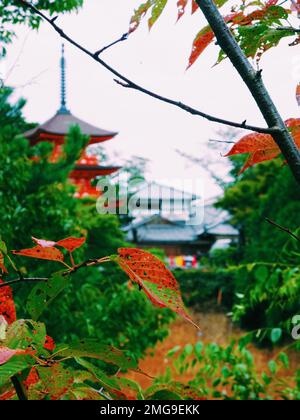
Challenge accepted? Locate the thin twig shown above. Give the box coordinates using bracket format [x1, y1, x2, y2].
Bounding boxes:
[14, 0, 279, 135]
[94, 32, 128, 57]
[0, 278, 48, 288]
[209, 138, 235, 144]
[265, 218, 300, 243]
[0, 256, 112, 288]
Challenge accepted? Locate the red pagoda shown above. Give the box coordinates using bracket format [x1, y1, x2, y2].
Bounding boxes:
[23, 45, 120, 198]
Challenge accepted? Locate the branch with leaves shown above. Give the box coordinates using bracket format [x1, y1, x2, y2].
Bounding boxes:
[1, 235, 198, 329]
[14, 0, 300, 184]
[196, 0, 300, 183]
[14, 0, 279, 137]
[0, 233, 200, 400]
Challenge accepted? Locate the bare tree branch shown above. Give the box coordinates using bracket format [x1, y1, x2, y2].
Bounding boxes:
[196, 0, 300, 185]
[14, 0, 279, 135]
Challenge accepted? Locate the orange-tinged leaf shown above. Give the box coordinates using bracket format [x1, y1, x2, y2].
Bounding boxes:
[56, 237, 86, 252]
[225, 132, 278, 156]
[0, 347, 35, 365]
[115, 248, 199, 329]
[225, 118, 300, 172]
[129, 1, 152, 34]
[187, 10, 245, 69]
[225, 132, 280, 173]
[12, 246, 64, 263]
[187, 26, 215, 69]
[191, 0, 199, 14]
[239, 148, 280, 173]
[177, 0, 188, 21]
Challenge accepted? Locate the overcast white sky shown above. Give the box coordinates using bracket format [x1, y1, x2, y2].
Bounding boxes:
[2, 0, 300, 198]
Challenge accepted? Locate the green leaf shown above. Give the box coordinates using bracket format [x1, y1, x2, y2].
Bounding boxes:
[254, 266, 269, 283]
[184, 343, 193, 356]
[129, 1, 152, 33]
[0, 239, 7, 254]
[57, 339, 138, 370]
[221, 365, 231, 378]
[75, 358, 120, 392]
[4, 319, 46, 352]
[278, 352, 289, 369]
[0, 356, 33, 387]
[270, 328, 282, 344]
[195, 341, 203, 358]
[147, 389, 182, 400]
[26, 272, 70, 320]
[148, 0, 168, 29]
[261, 371, 272, 385]
[268, 360, 277, 375]
[166, 345, 181, 357]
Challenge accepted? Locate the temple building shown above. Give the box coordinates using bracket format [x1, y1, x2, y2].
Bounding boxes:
[124, 185, 239, 268]
[23, 45, 120, 198]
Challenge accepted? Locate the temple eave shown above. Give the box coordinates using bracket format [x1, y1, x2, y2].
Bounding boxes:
[26, 131, 118, 146]
[71, 166, 121, 179]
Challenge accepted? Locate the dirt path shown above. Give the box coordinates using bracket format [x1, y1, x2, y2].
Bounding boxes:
[126, 311, 300, 389]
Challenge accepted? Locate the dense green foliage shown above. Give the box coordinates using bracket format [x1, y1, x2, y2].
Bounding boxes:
[206, 157, 300, 344]
[217, 157, 300, 262]
[0, 0, 83, 56]
[155, 341, 300, 400]
[175, 268, 235, 309]
[0, 87, 172, 360]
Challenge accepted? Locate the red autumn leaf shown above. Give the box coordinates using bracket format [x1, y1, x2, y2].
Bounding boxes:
[56, 237, 86, 252]
[0, 389, 15, 400]
[12, 246, 64, 263]
[32, 236, 86, 252]
[224, 118, 300, 173]
[0, 280, 16, 324]
[44, 335, 56, 352]
[115, 248, 199, 329]
[24, 367, 39, 388]
[191, 0, 199, 14]
[187, 12, 243, 68]
[0, 346, 35, 365]
[177, 0, 188, 21]
[187, 26, 215, 69]
[225, 133, 280, 173]
[32, 237, 56, 248]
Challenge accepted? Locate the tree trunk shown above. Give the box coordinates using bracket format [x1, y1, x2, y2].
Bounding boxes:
[196, 0, 300, 185]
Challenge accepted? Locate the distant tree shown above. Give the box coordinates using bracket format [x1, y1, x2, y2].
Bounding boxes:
[0, 0, 83, 57]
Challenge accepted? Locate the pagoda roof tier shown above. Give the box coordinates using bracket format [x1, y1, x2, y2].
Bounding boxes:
[71, 165, 121, 179]
[23, 111, 118, 145]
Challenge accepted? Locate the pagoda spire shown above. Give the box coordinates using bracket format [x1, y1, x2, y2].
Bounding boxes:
[58, 44, 70, 115]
